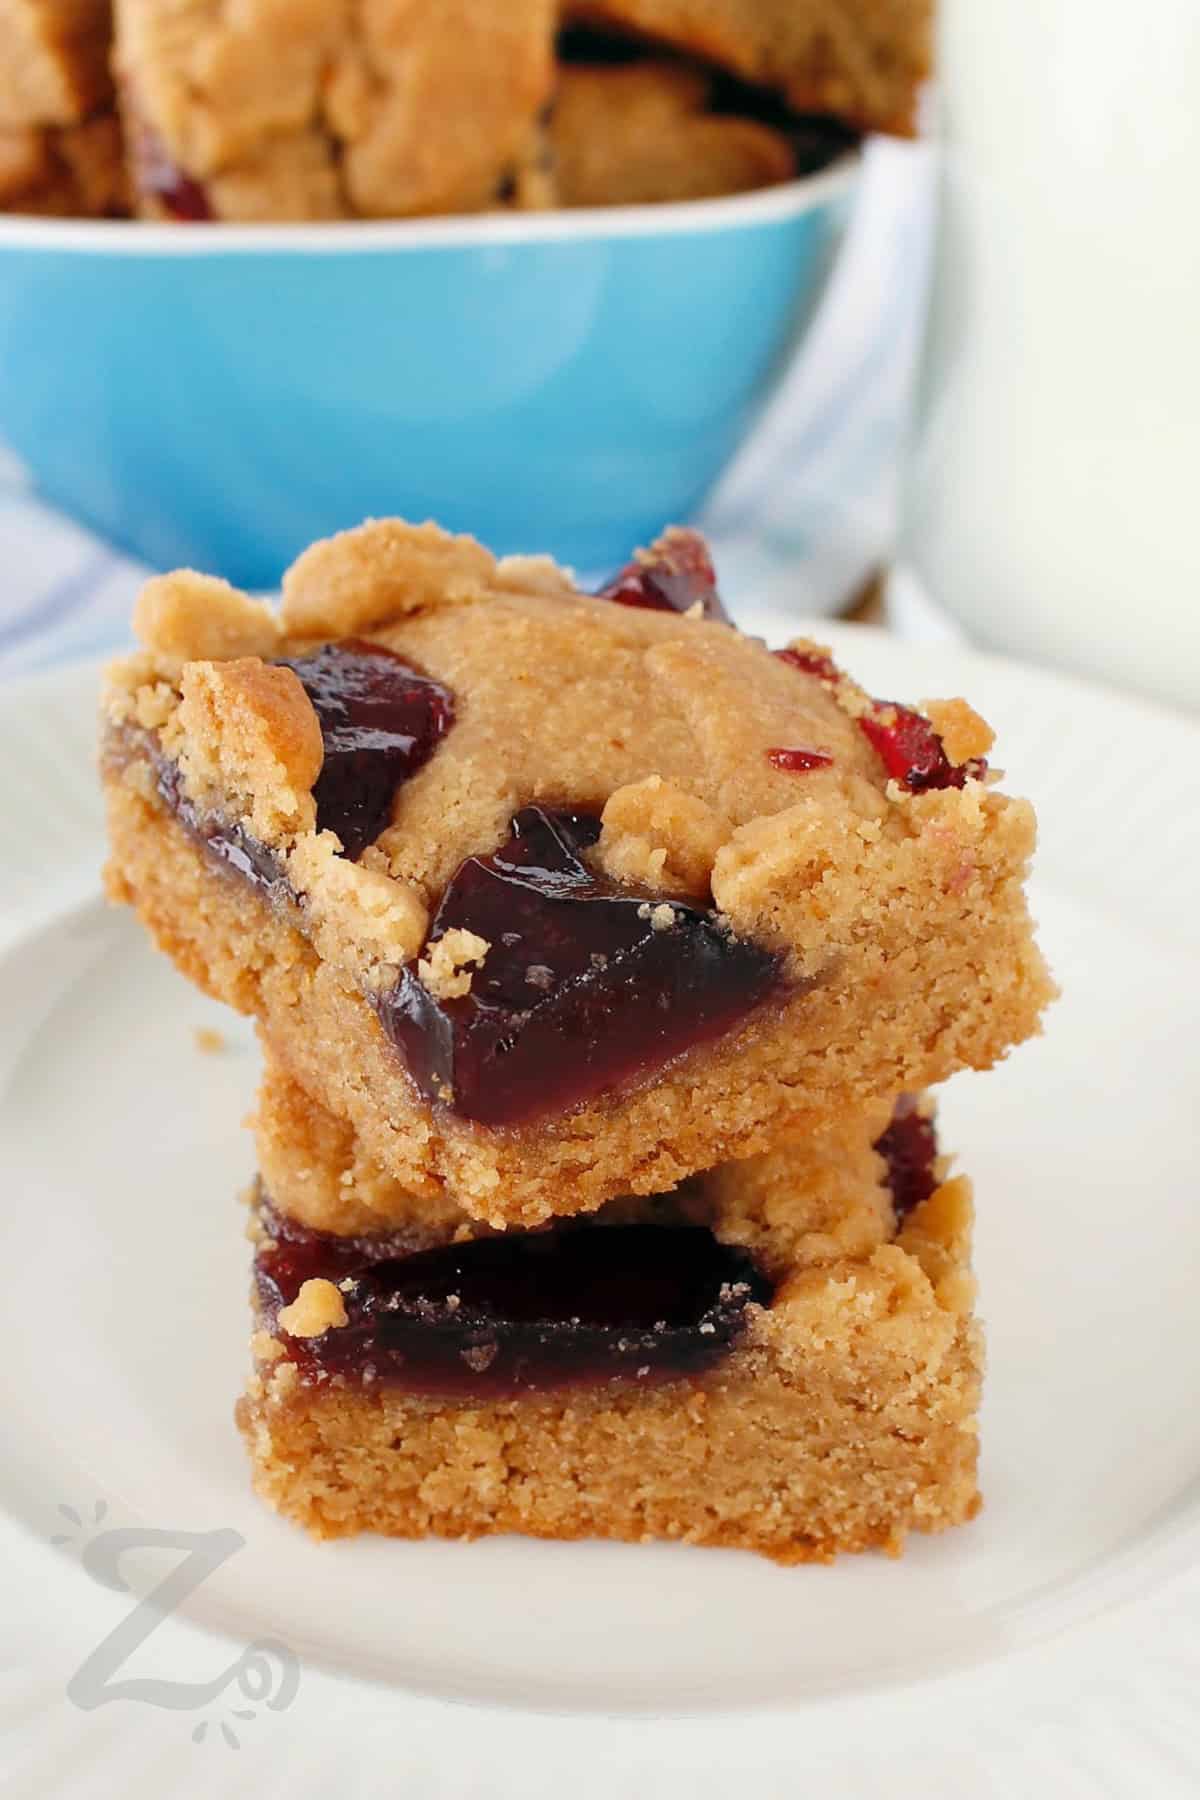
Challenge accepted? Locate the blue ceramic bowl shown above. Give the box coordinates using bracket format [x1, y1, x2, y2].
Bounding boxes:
[0, 161, 857, 589]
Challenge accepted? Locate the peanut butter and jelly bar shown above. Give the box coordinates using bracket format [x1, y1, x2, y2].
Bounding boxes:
[240, 1073, 980, 1562]
[102, 519, 1052, 1226]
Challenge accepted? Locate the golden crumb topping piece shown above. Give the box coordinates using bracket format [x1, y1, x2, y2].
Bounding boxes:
[249, 1330, 284, 1363]
[277, 1279, 349, 1339]
[921, 698, 996, 768]
[280, 518, 501, 639]
[288, 834, 429, 974]
[167, 658, 323, 844]
[418, 927, 491, 1001]
[492, 553, 578, 598]
[598, 776, 727, 898]
[134, 571, 282, 661]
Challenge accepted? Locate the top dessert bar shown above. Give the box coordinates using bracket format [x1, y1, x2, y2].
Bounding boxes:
[567, 0, 932, 136]
[103, 519, 1053, 1226]
[113, 0, 556, 221]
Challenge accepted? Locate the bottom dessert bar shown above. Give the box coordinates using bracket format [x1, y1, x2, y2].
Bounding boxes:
[238, 1072, 982, 1563]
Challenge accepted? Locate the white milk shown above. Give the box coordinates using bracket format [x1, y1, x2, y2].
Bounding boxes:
[902, 1, 1200, 711]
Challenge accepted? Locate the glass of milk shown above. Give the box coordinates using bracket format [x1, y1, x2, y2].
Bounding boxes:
[901, 0, 1200, 712]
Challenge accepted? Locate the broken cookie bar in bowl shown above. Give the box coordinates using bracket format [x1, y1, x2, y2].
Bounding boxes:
[240, 1064, 981, 1562]
[101, 516, 1054, 1226]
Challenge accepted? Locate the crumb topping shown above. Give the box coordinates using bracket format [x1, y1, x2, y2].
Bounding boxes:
[165, 658, 322, 844]
[598, 776, 726, 897]
[131, 678, 180, 732]
[492, 553, 577, 598]
[636, 901, 677, 931]
[134, 571, 281, 662]
[277, 1278, 349, 1339]
[279, 518, 500, 639]
[418, 927, 490, 1000]
[288, 833, 428, 977]
[922, 698, 995, 768]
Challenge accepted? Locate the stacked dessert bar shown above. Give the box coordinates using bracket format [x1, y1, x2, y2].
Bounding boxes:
[101, 520, 1053, 1561]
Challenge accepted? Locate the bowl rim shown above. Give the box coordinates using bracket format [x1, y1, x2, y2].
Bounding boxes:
[0, 152, 858, 256]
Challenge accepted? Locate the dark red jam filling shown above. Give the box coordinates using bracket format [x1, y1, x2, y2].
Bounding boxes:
[774, 648, 987, 793]
[377, 806, 781, 1128]
[153, 639, 454, 885]
[130, 115, 213, 221]
[596, 528, 731, 623]
[155, 756, 290, 902]
[858, 707, 986, 795]
[276, 639, 455, 860]
[766, 746, 834, 773]
[775, 646, 838, 682]
[154, 166, 212, 223]
[256, 1201, 772, 1397]
[875, 1098, 939, 1223]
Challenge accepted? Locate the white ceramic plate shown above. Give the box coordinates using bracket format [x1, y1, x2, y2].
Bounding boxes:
[2, 624, 1199, 1794]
